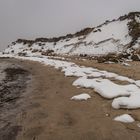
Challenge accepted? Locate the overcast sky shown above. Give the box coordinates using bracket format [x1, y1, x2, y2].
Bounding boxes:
[0, 0, 140, 50]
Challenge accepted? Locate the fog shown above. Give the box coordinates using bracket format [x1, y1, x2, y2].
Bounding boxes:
[0, 0, 140, 50]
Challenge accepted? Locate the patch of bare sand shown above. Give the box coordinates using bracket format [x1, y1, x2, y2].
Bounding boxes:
[8, 58, 140, 140]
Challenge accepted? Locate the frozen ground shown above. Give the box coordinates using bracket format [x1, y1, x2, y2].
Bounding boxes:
[1, 54, 140, 125]
[2, 54, 140, 110]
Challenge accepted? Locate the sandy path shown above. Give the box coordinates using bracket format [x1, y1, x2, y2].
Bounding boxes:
[1, 58, 140, 140]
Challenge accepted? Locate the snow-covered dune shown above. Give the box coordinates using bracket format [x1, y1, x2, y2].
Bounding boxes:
[3, 12, 140, 60]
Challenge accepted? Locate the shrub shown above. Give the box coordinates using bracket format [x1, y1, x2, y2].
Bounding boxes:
[18, 52, 27, 56]
[41, 50, 54, 56]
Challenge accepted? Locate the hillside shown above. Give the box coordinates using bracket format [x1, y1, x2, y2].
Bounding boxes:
[3, 12, 140, 62]
[1, 12, 140, 140]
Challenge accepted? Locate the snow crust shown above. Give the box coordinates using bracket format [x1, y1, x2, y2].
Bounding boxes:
[85, 20, 131, 44]
[71, 93, 91, 101]
[114, 114, 135, 123]
[73, 77, 138, 99]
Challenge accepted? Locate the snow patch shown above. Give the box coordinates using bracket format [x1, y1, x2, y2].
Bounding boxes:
[71, 93, 91, 101]
[112, 92, 140, 109]
[121, 62, 130, 66]
[73, 77, 138, 99]
[114, 114, 135, 123]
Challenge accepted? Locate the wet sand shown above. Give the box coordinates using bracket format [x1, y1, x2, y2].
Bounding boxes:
[1, 58, 140, 140]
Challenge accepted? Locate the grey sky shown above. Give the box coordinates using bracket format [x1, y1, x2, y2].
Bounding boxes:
[0, 0, 140, 50]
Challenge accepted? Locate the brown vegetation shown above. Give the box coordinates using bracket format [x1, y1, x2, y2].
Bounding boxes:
[41, 50, 55, 56]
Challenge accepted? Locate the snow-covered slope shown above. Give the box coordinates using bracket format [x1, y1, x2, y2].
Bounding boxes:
[3, 12, 140, 60]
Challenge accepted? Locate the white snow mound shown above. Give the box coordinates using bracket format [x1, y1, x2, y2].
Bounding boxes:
[71, 93, 91, 101]
[114, 114, 135, 123]
[73, 77, 139, 99]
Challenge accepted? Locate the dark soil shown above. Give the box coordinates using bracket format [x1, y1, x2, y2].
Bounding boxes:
[0, 67, 29, 105]
[0, 124, 22, 140]
[0, 61, 31, 140]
